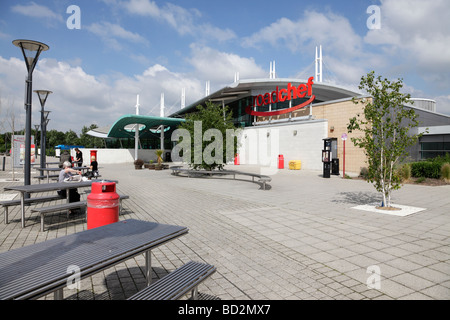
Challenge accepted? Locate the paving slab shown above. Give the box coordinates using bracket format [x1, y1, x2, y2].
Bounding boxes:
[0, 156, 449, 300]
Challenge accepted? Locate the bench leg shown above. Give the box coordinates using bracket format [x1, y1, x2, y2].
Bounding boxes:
[4, 207, 8, 224]
[54, 288, 63, 300]
[20, 194, 25, 228]
[145, 250, 152, 286]
[191, 287, 198, 300]
[40, 213, 45, 232]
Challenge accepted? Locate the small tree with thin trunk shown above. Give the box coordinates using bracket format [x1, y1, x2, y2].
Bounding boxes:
[347, 71, 423, 208]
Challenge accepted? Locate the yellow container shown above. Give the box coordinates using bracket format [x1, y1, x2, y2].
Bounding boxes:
[289, 160, 301, 170]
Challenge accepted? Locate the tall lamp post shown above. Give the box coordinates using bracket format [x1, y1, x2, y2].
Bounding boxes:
[34, 124, 40, 163]
[13, 39, 49, 191]
[34, 90, 52, 167]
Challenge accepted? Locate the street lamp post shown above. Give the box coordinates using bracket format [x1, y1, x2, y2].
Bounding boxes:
[13, 39, 49, 192]
[34, 90, 52, 168]
[34, 124, 40, 163]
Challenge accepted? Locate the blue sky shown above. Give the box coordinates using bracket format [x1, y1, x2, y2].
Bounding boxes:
[0, 0, 449, 133]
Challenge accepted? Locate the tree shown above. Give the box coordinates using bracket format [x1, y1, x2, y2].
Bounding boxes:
[64, 130, 79, 146]
[47, 129, 66, 149]
[80, 124, 104, 148]
[347, 71, 423, 207]
[176, 101, 240, 171]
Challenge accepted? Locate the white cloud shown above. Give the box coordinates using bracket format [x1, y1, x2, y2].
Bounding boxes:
[364, 0, 450, 82]
[242, 11, 362, 58]
[86, 22, 149, 50]
[121, 0, 236, 42]
[11, 1, 63, 23]
[187, 44, 266, 85]
[241, 10, 368, 86]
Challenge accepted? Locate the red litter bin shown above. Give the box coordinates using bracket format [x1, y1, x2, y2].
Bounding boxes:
[87, 181, 120, 229]
[278, 154, 284, 169]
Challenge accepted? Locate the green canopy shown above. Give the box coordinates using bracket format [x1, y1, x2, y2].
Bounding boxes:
[95, 115, 185, 139]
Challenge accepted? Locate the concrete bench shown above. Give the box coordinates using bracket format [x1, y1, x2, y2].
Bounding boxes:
[127, 261, 216, 300]
[31, 195, 130, 232]
[1, 195, 62, 224]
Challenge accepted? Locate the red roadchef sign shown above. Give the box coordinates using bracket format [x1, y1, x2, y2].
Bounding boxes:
[245, 76, 315, 116]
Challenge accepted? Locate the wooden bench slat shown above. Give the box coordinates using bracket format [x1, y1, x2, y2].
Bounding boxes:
[128, 261, 216, 300]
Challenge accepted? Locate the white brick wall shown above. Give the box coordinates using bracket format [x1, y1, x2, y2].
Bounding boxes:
[238, 120, 328, 171]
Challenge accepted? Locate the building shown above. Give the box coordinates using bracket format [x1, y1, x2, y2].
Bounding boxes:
[167, 77, 450, 174]
[88, 68, 450, 171]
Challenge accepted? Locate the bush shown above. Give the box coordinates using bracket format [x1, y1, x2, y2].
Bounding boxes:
[398, 163, 411, 181]
[411, 161, 441, 179]
[359, 167, 369, 179]
[441, 163, 450, 181]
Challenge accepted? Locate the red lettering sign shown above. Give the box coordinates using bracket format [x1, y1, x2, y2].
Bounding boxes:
[245, 77, 315, 116]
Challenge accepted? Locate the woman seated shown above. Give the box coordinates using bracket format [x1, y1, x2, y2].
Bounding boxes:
[58, 161, 82, 206]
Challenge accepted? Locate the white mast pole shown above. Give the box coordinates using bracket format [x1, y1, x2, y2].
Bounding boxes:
[135, 94, 140, 160]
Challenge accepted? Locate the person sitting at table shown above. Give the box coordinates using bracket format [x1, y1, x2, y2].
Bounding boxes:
[84, 156, 99, 179]
[58, 161, 82, 211]
[59, 150, 72, 168]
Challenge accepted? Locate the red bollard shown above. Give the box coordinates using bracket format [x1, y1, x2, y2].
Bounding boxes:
[234, 153, 240, 165]
[87, 181, 120, 229]
[278, 154, 284, 169]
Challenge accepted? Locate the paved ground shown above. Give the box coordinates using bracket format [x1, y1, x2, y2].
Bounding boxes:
[0, 156, 449, 300]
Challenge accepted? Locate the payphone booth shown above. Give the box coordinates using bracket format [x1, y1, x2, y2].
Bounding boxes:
[322, 138, 339, 178]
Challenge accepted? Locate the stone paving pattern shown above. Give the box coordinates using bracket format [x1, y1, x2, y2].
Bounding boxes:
[0, 157, 449, 300]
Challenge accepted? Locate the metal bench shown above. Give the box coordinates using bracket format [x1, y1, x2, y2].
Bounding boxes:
[31, 200, 87, 232]
[0, 219, 188, 300]
[31, 195, 130, 232]
[170, 167, 272, 190]
[34, 174, 59, 184]
[127, 261, 216, 300]
[1, 195, 62, 224]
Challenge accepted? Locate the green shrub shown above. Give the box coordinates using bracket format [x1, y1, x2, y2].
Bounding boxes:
[441, 163, 450, 181]
[411, 161, 441, 179]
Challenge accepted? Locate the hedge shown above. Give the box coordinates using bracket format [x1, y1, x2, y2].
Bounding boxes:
[411, 161, 441, 179]
[410, 154, 450, 179]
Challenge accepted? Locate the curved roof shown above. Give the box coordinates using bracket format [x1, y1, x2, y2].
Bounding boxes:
[170, 78, 361, 118]
[87, 115, 185, 139]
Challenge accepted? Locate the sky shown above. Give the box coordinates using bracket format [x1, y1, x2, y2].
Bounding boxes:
[0, 0, 449, 134]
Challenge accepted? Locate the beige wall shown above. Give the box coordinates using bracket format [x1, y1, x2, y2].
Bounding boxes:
[313, 98, 369, 174]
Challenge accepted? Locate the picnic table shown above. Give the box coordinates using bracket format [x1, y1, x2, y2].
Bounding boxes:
[4, 181, 94, 228]
[35, 166, 90, 183]
[0, 219, 188, 300]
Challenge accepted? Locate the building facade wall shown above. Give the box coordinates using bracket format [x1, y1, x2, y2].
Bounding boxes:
[313, 98, 368, 174]
[238, 120, 328, 171]
[241, 98, 369, 174]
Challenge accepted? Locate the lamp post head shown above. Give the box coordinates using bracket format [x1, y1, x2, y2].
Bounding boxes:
[34, 90, 53, 107]
[13, 39, 49, 72]
[43, 110, 51, 121]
